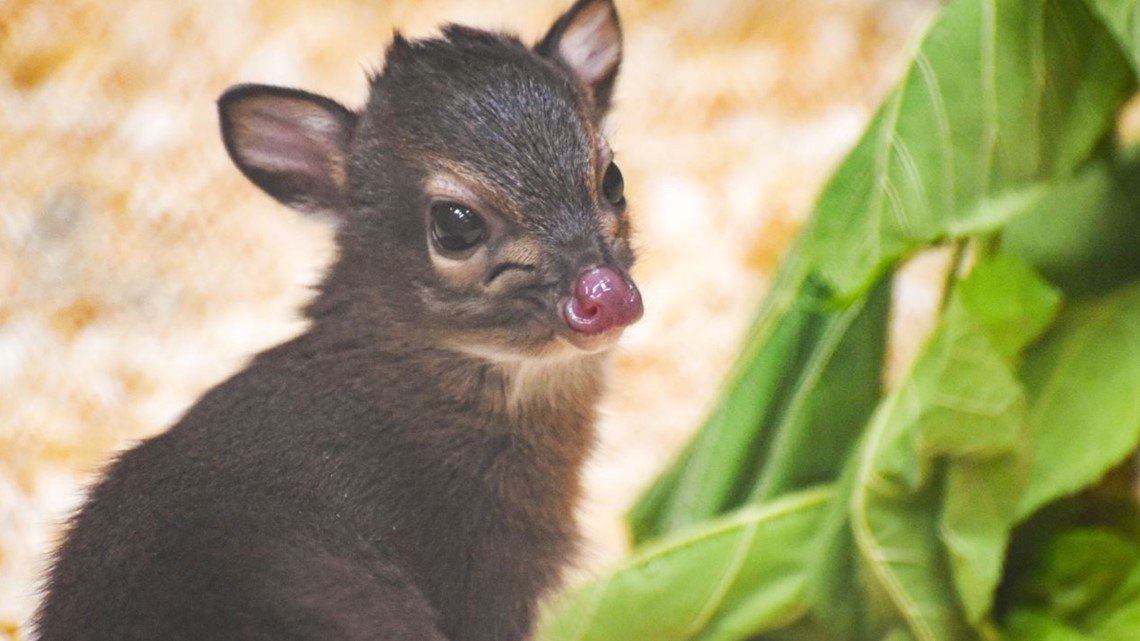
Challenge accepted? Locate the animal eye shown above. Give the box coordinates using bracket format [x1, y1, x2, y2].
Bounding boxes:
[602, 162, 625, 206]
[430, 202, 486, 253]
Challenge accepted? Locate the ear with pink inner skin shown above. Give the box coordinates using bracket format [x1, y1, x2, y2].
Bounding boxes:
[536, 0, 622, 119]
[218, 84, 358, 217]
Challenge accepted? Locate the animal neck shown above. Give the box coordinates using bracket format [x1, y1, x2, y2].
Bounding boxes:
[299, 275, 609, 469]
[436, 347, 608, 467]
[497, 353, 606, 418]
[468, 351, 608, 528]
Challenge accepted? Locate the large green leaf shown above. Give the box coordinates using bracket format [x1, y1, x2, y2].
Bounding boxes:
[804, 442, 873, 641]
[1016, 281, 1140, 517]
[628, 259, 816, 541]
[1094, 598, 1140, 641]
[630, 263, 889, 543]
[1085, 0, 1140, 73]
[802, 0, 1134, 300]
[937, 258, 1061, 624]
[538, 488, 831, 641]
[1004, 611, 1098, 641]
[1002, 528, 1140, 641]
[849, 258, 1058, 641]
[747, 276, 890, 503]
[1002, 147, 1140, 297]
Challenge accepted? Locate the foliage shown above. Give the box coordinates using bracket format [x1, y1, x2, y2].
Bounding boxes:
[538, 0, 1140, 639]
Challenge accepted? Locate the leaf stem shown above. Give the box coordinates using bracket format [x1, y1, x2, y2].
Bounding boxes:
[939, 240, 968, 312]
[975, 233, 1001, 260]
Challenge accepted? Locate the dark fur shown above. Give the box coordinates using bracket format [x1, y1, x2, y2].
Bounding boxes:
[34, 1, 632, 640]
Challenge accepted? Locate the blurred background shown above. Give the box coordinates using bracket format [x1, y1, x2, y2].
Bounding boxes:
[0, 0, 941, 637]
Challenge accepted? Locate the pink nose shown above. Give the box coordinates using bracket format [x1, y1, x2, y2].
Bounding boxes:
[563, 266, 643, 335]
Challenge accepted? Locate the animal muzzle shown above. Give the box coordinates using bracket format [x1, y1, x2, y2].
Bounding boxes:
[562, 265, 643, 335]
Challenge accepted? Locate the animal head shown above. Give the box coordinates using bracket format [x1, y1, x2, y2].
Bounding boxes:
[218, 0, 641, 362]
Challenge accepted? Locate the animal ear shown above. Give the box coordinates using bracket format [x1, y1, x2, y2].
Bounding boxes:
[536, 0, 622, 118]
[218, 84, 358, 216]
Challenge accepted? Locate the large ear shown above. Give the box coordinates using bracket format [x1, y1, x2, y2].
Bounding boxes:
[218, 84, 357, 216]
[536, 0, 622, 118]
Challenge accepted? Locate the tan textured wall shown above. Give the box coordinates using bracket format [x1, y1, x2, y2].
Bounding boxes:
[0, 0, 938, 637]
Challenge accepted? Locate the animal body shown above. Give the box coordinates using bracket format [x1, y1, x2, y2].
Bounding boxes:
[34, 1, 641, 639]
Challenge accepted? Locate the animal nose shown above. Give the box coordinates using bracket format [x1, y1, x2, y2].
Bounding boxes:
[563, 265, 643, 335]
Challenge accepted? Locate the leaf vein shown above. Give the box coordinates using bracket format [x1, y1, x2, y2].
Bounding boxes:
[914, 52, 956, 216]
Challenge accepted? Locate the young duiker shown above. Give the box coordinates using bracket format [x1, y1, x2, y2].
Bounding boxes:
[33, 0, 641, 639]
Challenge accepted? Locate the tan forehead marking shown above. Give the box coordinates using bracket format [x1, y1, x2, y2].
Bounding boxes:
[427, 158, 522, 222]
[424, 113, 609, 227]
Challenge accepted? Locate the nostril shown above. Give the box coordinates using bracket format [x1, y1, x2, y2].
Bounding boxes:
[563, 266, 644, 335]
[576, 300, 601, 319]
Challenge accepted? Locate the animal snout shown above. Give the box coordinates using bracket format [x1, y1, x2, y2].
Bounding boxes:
[562, 265, 643, 335]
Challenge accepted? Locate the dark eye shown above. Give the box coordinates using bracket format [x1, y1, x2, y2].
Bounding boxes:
[602, 162, 625, 206]
[430, 202, 486, 253]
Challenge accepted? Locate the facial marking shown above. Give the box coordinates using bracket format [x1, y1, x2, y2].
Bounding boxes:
[422, 173, 494, 288]
[427, 160, 523, 225]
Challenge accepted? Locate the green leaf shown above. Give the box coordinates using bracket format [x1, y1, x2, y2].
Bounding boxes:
[628, 263, 816, 541]
[1095, 600, 1140, 641]
[1084, 0, 1140, 74]
[881, 630, 920, 641]
[1019, 529, 1140, 622]
[937, 258, 1060, 623]
[1016, 281, 1140, 518]
[805, 444, 872, 641]
[1004, 611, 1097, 641]
[802, 0, 1134, 300]
[1002, 147, 1140, 298]
[747, 276, 890, 503]
[850, 257, 1058, 640]
[852, 395, 970, 641]
[538, 488, 832, 641]
[630, 265, 889, 543]
[951, 255, 1063, 360]
[1002, 528, 1140, 641]
[762, 616, 856, 641]
[940, 452, 1030, 625]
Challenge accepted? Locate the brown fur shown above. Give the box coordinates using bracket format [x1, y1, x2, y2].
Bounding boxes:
[34, 2, 635, 640]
